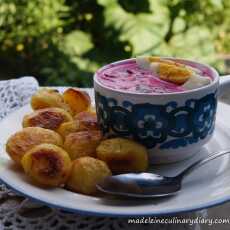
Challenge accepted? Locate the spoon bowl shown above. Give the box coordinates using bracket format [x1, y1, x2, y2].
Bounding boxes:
[97, 173, 181, 198]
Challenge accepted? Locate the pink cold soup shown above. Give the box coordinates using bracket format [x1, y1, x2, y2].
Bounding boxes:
[96, 60, 213, 94]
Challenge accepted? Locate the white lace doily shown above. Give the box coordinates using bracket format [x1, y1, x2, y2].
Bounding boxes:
[0, 77, 207, 230]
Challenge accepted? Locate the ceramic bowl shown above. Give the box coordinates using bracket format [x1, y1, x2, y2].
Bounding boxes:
[94, 58, 230, 164]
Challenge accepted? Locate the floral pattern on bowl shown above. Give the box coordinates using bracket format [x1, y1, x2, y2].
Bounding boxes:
[95, 91, 217, 149]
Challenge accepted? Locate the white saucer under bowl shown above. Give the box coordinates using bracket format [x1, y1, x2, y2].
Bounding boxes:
[0, 97, 230, 217]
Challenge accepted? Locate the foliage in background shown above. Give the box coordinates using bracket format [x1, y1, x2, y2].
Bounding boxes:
[0, 0, 230, 86]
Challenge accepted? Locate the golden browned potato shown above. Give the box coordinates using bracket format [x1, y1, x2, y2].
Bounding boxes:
[57, 121, 80, 138]
[66, 157, 111, 195]
[57, 112, 99, 138]
[6, 127, 63, 165]
[75, 111, 99, 131]
[23, 108, 73, 130]
[63, 88, 91, 115]
[74, 111, 97, 121]
[64, 131, 102, 160]
[31, 88, 72, 113]
[22, 144, 72, 187]
[86, 106, 96, 115]
[96, 138, 148, 174]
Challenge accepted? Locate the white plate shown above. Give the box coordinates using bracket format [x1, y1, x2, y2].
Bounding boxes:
[1, 100, 230, 217]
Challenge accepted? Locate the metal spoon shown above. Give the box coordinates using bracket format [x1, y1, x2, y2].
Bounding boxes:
[97, 149, 230, 198]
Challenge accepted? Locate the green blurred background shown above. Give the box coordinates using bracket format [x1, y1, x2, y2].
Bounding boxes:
[0, 0, 230, 87]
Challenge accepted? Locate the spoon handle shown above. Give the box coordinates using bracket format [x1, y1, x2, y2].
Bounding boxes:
[177, 149, 230, 179]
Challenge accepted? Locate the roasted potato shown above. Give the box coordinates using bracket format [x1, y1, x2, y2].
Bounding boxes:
[86, 106, 96, 115]
[6, 127, 63, 165]
[63, 88, 91, 115]
[57, 121, 80, 138]
[66, 157, 111, 195]
[31, 88, 72, 113]
[75, 112, 99, 130]
[96, 138, 148, 173]
[64, 131, 102, 160]
[23, 108, 73, 130]
[74, 111, 97, 121]
[22, 143, 72, 187]
[58, 112, 99, 138]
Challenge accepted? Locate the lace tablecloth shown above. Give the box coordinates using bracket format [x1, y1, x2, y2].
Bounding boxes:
[0, 77, 227, 230]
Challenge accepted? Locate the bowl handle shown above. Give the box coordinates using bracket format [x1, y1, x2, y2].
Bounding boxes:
[219, 75, 230, 97]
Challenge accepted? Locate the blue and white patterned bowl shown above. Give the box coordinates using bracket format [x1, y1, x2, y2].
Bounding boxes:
[94, 58, 230, 164]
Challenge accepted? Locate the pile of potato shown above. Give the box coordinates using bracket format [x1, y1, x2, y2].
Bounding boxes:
[5, 88, 148, 195]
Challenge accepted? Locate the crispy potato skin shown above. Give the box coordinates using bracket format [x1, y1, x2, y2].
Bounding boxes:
[57, 121, 80, 138]
[86, 106, 96, 115]
[66, 157, 111, 195]
[23, 108, 73, 130]
[63, 88, 91, 115]
[6, 127, 63, 165]
[75, 112, 99, 130]
[58, 112, 99, 138]
[22, 144, 72, 187]
[96, 138, 148, 173]
[74, 111, 98, 125]
[64, 131, 102, 160]
[31, 88, 72, 114]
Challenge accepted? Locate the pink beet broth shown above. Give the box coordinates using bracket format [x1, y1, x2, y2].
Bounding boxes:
[96, 60, 212, 94]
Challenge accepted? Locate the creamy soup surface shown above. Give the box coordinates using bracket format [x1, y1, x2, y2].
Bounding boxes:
[96, 60, 212, 94]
